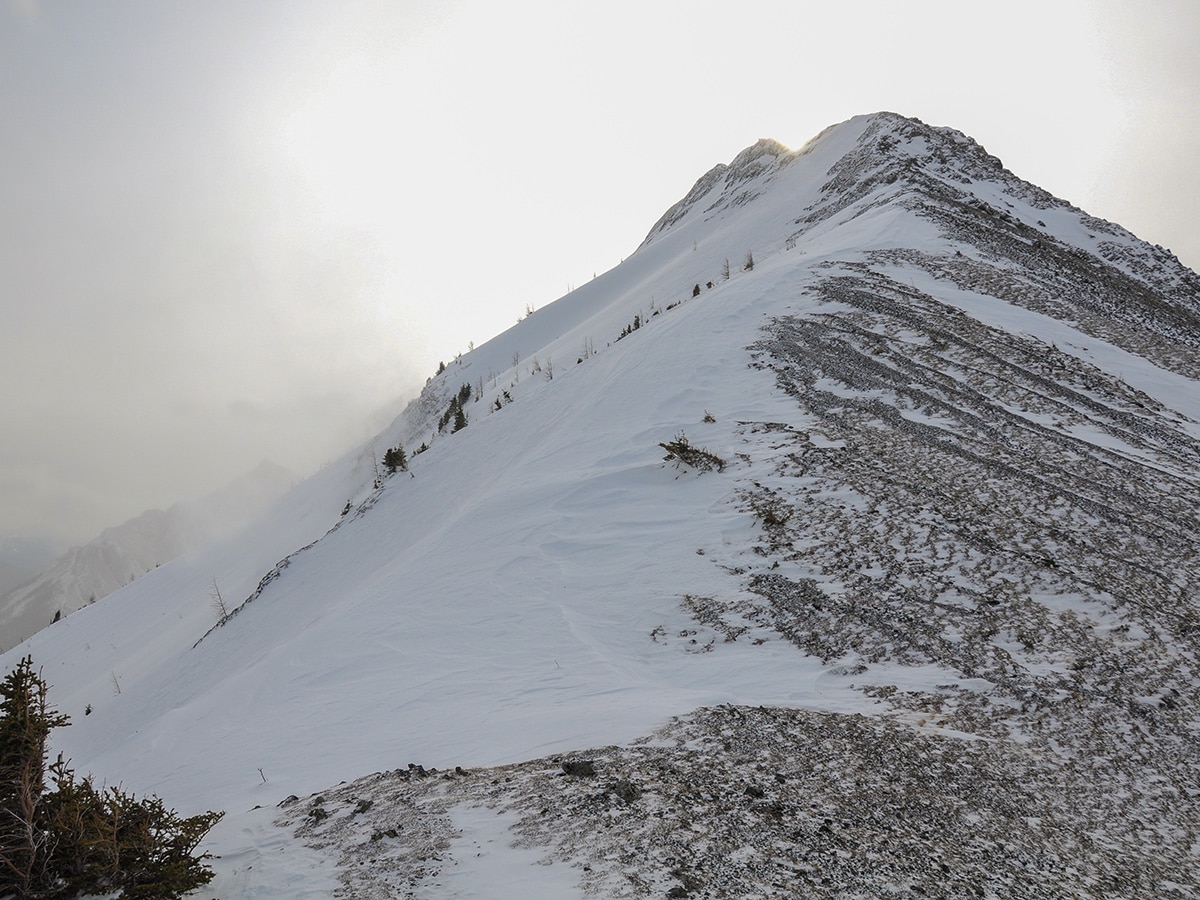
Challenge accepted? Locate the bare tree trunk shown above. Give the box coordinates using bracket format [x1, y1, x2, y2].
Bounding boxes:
[1, 760, 51, 897]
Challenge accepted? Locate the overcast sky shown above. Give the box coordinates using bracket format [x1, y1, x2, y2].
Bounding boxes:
[2, 0, 1197, 545]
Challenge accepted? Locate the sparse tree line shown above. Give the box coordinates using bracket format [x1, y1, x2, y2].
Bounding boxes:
[614, 249, 756, 347]
[1, 657, 222, 899]
[371, 381, 469, 484]
[437, 383, 472, 434]
[402, 248, 756, 471]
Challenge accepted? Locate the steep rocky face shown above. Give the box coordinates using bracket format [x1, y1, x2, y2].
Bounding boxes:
[837, 115, 1200, 372]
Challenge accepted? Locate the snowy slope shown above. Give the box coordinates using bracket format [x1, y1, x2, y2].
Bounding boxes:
[3, 112, 1199, 898]
[0, 460, 298, 653]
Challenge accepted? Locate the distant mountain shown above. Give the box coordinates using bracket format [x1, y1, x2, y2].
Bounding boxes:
[0, 534, 65, 595]
[0, 460, 295, 651]
[3, 112, 1198, 898]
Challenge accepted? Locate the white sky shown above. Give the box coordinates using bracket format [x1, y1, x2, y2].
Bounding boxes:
[1, 0, 1197, 544]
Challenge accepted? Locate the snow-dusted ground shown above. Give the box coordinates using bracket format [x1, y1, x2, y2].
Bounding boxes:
[3, 112, 1198, 897]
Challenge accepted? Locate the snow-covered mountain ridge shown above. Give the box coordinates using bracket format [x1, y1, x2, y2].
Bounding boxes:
[4, 112, 1199, 898]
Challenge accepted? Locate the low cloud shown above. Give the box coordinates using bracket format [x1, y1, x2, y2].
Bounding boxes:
[3, 0, 38, 23]
[1088, 2, 1200, 268]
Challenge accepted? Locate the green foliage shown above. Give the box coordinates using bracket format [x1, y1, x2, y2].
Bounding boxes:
[383, 445, 408, 474]
[659, 433, 726, 473]
[0, 657, 70, 897]
[0, 659, 69, 788]
[617, 314, 643, 341]
[0, 658, 222, 900]
[43, 762, 223, 900]
[438, 384, 473, 433]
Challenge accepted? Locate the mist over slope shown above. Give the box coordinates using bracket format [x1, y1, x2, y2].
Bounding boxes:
[0, 460, 295, 652]
[3, 112, 1198, 898]
[0, 535, 64, 596]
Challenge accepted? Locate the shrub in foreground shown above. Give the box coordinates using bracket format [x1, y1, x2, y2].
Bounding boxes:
[0, 656, 223, 899]
[659, 433, 726, 473]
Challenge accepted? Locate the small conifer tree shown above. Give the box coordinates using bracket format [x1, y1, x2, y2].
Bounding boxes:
[383, 446, 408, 474]
[0, 658, 223, 899]
[0, 657, 68, 896]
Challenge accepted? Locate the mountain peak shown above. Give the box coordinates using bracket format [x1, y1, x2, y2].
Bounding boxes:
[640, 112, 1025, 248]
[639, 134, 799, 245]
[726, 136, 790, 170]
